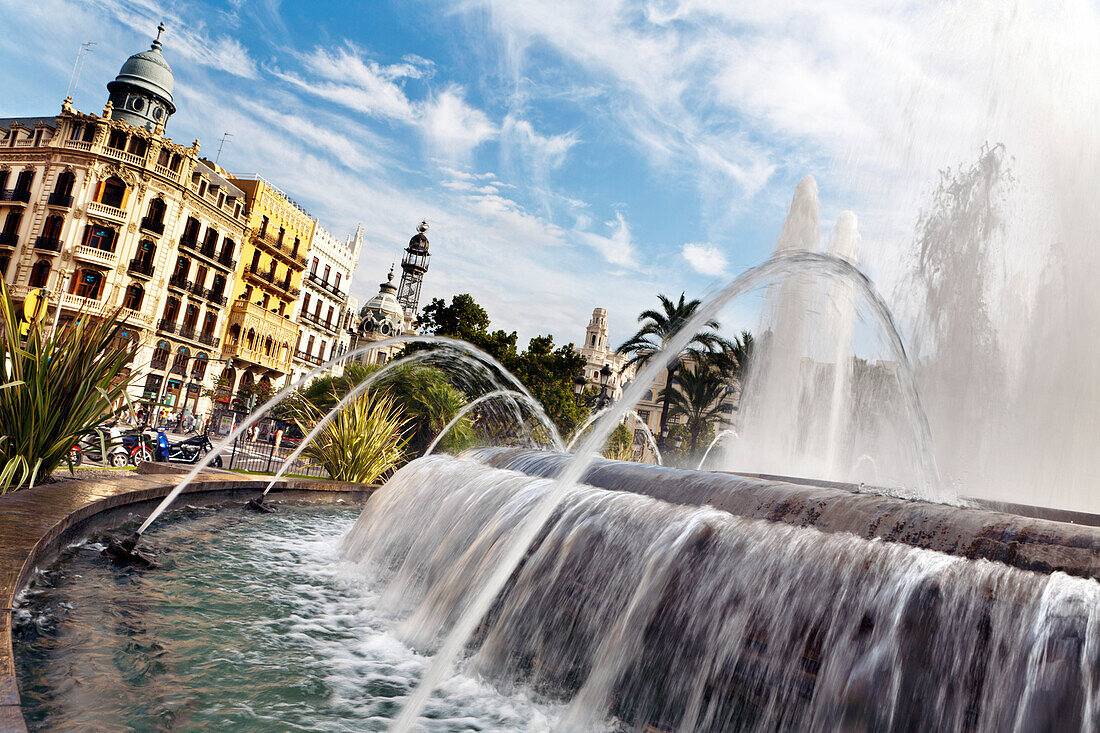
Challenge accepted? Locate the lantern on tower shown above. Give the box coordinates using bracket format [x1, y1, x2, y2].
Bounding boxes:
[396, 221, 430, 318]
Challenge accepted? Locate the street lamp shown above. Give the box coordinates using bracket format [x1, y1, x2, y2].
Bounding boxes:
[573, 373, 587, 404]
[596, 363, 614, 409]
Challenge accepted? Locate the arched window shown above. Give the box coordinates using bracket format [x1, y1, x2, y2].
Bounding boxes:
[42, 214, 64, 240]
[98, 176, 125, 208]
[124, 283, 144, 310]
[54, 171, 75, 197]
[229, 323, 241, 345]
[72, 269, 103, 299]
[264, 335, 274, 357]
[191, 353, 208, 380]
[152, 340, 170, 368]
[145, 197, 166, 225]
[173, 346, 189, 375]
[246, 328, 256, 350]
[28, 260, 50, 288]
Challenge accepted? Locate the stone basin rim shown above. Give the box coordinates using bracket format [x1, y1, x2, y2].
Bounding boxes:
[0, 468, 377, 733]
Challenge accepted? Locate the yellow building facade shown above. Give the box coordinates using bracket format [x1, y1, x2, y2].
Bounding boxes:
[217, 174, 315, 401]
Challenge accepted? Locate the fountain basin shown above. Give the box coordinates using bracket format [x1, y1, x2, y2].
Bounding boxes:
[471, 448, 1100, 580]
[0, 469, 375, 732]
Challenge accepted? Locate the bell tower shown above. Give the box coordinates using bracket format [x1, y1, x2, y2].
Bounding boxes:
[585, 307, 609, 352]
[396, 221, 430, 318]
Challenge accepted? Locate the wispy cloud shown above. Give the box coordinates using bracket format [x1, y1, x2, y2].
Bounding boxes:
[420, 85, 498, 160]
[681, 242, 728, 276]
[577, 212, 635, 268]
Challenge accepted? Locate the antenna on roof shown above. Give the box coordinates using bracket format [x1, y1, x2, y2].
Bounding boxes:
[214, 131, 233, 166]
[66, 41, 97, 100]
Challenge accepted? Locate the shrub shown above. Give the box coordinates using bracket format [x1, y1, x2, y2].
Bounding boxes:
[289, 388, 410, 483]
[0, 282, 136, 492]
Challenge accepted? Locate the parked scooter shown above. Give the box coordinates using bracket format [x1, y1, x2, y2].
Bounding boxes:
[154, 429, 223, 467]
[71, 425, 130, 467]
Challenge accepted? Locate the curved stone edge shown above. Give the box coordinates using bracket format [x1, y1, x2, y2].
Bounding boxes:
[0, 471, 376, 732]
[471, 448, 1100, 581]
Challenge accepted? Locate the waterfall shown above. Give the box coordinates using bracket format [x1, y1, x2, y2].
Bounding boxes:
[346, 455, 1100, 732]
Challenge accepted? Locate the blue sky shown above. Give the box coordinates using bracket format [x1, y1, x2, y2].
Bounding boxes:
[1, 0, 1091, 350]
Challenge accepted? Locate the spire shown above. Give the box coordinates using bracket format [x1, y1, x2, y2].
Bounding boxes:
[152, 22, 166, 51]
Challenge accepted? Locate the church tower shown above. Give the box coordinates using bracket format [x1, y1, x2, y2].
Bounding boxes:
[396, 221, 430, 318]
[585, 307, 610, 351]
[106, 22, 176, 132]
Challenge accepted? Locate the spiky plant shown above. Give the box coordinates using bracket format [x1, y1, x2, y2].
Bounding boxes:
[603, 422, 635, 461]
[0, 281, 136, 492]
[289, 388, 411, 484]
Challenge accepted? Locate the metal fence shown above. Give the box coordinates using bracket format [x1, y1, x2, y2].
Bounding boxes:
[224, 434, 330, 478]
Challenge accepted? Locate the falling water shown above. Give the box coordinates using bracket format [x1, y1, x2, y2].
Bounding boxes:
[566, 407, 663, 465]
[424, 389, 563, 456]
[348, 455, 1100, 732]
[388, 248, 941, 731]
[696, 428, 739, 471]
[135, 335, 542, 537]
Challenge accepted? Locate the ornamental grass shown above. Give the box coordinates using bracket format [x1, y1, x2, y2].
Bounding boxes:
[289, 388, 411, 484]
[0, 281, 136, 492]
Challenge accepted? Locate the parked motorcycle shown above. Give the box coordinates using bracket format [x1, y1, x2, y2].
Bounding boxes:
[124, 429, 158, 466]
[71, 425, 130, 468]
[155, 430, 223, 467]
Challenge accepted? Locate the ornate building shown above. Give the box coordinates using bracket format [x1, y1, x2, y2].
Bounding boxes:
[218, 174, 314, 400]
[288, 223, 362, 385]
[348, 266, 411, 365]
[0, 27, 247, 417]
[395, 220, 429, 318]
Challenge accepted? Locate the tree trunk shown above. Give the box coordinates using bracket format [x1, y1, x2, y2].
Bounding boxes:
[689, 424, 699, 456]
[657, 362, 677, 448]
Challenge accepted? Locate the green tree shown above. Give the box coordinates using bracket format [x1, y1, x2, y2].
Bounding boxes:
[617, 293, 728, 447]
[417, 293, 589, 437]
[659, 357, 730, 456]
[604, 422, 634, 461]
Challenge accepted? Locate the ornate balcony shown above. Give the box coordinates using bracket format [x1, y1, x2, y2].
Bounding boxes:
[190, 281, 207, 298]
[34, 236, 62, 252]
[47, 192, 73, 208]
[168, 274, 191, 292]
[102, 145, 145, 167]
[157, 318, 178, 334]
[206, 291, 227, 307]
[139, 217, 165, 235]
[0, 189, 30, 204]
[180, 326, 198, 342]
[73, 244, 117, 267]
[0, 232, 17, 247]
[86, 201, 126, 222]
[128, 258, 155, 277]
[150, 357, 169, 371]
[198, 331, 221, 348]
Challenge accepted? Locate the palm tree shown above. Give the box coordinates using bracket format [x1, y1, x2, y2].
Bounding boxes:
[658, 358, 729, 456]
[617, 293, 728, 446]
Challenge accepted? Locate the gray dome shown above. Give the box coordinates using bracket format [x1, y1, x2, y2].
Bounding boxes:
[357, 269, 404, 337]
[107, 38, 175, 112]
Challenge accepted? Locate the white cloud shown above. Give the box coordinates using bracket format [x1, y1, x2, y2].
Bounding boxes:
[577, 212, 635, 268]
[681, 242, 728, 276]
[420, 85, 498, 160]
[278, 46, 420, 121]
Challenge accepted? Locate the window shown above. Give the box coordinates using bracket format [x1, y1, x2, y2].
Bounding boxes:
[173, 346, 189, 374]
[229, 323, 241, 344]
[204, 228, 219, 250]
[292, 237, 299, 257]
[145, 197, 166, 225]
[202, 313, 216, 338]
[246, 328, 256, 350]
[210, 274, 225, 298]
[98, 177, 125, 208]
[29, 260, 50, 288]
[637, 410, 651, 424]
[191, 353, 208, 380]
[306, 335, 315, 355]
[136, 239, 156, 265]
[277, 227, 285, 245]
[194, 266, 208, 290]
[335, 272, 341, 290]
[221, 238, 235, 260]
[319, 340, 327, 359]
[173, 256, 189, 280]
[124, 284, 144, 310]
[261, 293, 270, 309]
[2, 211, 21, 235]
[314, 300, 322, 318]
[55, 171, 75, 197]
[197, 180, 207, 197]
[15, 170, 34, 194]
[264, 336, 274, 357]
[591, 334, 596, 346]
[83, 224, 115, 252]
[250, 249, 261, 271]
[163, 296, 180, 322]
[216, 191, 225, 208]
[73, 269, 103, 299]
[295, 331, 302, 351]
[182, 216, 201, 242]
[323, 264, 330, 283]
[107, 129, 127, 150]
[326, 305, 333, 326]
[152, 341, 170, 365]
[42, 215, 63, 240]
[302, 293, 310, 314]
[127, 136, 147, 157]
[310, 257, 318, 275]
[259, 215, 269, 237]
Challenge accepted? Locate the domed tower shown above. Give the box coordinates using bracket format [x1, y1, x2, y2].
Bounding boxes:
[396, 221, 430, 318]
[106, 22, 176, 133]
[357, 267, 404, 339]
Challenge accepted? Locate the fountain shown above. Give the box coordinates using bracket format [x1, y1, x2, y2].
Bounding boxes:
[696, 428, 738, 471]
[424, 389, 563, 456]
[566, 407, 663, 465]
